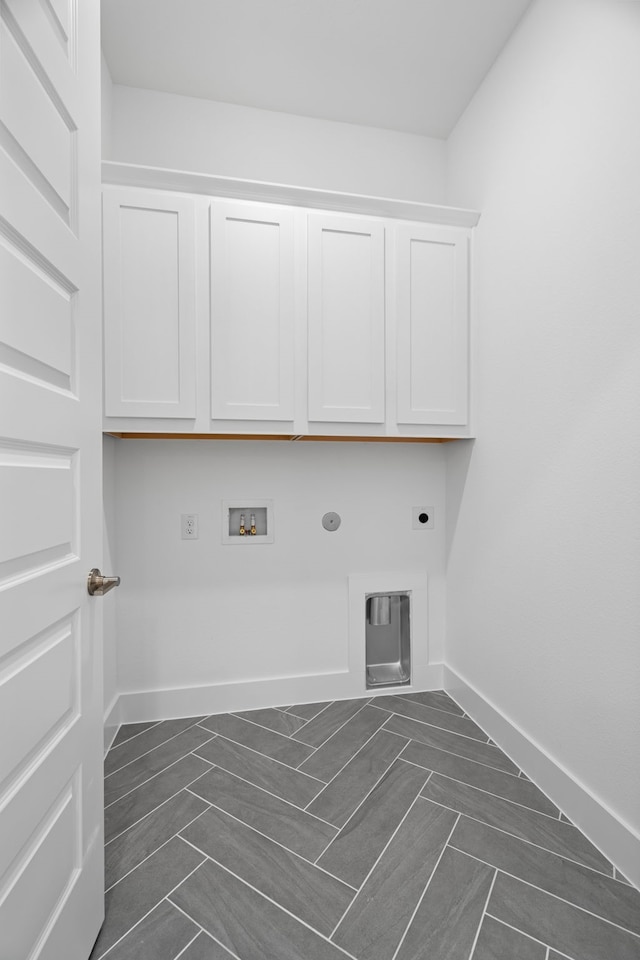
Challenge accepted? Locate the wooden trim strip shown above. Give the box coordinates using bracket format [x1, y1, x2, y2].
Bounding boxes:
[103, 432, 460, 443]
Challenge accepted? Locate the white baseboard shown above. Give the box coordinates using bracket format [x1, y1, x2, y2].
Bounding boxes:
[444, 665, 640, 890]
[103, 694, 121, 757]
[115, 663, 445, 726]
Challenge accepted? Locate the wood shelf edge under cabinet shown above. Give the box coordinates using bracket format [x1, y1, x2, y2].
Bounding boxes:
[103, 432, 464, 443]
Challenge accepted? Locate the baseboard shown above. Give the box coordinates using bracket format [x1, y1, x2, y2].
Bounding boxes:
[444, 665, 640, 890]
[103, 694, 121, 757]
[116, 663, 446, 726]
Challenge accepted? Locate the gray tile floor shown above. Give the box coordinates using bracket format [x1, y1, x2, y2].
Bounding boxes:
[90, 691, 640, 960]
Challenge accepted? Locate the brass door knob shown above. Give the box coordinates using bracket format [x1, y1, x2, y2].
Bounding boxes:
[87, 568, 121, 596]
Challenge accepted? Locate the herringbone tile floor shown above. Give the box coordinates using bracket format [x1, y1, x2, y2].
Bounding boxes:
[90, 692, 640, 960]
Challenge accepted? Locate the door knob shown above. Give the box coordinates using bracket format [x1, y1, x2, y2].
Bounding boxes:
[87, 568, 121, 596]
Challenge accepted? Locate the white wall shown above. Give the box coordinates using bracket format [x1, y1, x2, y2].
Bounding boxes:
[102, 78, 449, 717]
[102, 435, 119, 746]
[114, 440, 446, 716]
[445, 0, 640, 845]
[109, 84, 446, 201]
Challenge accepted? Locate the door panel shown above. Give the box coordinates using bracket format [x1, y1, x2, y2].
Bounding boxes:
[0, 242, 74, 389]
[396, 224, 469, 426]
[0, 441, 76, 572]
[102, 189, 197, 418]
[0, 2, 103, 959]
[308, 215, 385, 423]
[210, 201, 295, 421]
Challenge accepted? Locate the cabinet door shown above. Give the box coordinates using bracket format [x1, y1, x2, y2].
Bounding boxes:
[308, 215, 385, 423]
[210, 201, 295, 421]
[103, 190, 196, 418]
[396, 225, 469, 426]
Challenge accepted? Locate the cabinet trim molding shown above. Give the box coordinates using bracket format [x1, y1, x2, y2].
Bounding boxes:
[104, 432, 460, 443]
[102, 161, 480, 228]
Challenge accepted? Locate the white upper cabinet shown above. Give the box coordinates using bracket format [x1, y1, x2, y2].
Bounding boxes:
[102, 172, 477, 437]
[308, 216, 385, 423]
[210, 201, 296, 421]
[102, 189, 196, 418]
[396, 224, 469, 426]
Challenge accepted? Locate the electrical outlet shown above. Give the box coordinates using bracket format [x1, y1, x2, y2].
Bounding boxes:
[181, 513, 199, 539]
[412, 506, 434, 530]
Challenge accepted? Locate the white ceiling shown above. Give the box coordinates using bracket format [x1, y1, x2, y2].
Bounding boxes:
[101, 0, 533, 139]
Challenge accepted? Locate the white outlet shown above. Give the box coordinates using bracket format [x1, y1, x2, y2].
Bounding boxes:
[181, 513, 199, 539]
[412, 506, 434, 530]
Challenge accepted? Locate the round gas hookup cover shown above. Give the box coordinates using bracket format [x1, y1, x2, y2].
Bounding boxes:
[322, 512, 341, 532]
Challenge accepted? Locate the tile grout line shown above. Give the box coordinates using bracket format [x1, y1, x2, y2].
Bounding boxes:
[104, 739, 217, 811]
[204, 713, 320, 755]
[389, 812, 462, 960]
[466, 865, 498, 960]
[484, 912, 574, 959]
[104, 800, 213, 893]
[301, 713, 399, 804]
[192, 736, 326, 787]
[381, 719, 519, 776]
[290, 700, 344, 726]
[170, 928, 201, 960]
[398, 752, 558, 818]
[286, 700, 337, 722]
[174, 839, 362, 960]
[185, 772, 339, 833]
[180, 795, 358, 890]
[169, 898, 243, 960]
[421, 769, 562, 820]
[614, 867, 635, 887]
[92, 848, 207, 960]
[480, 914, 558, 957]
[110, 720, 163, 750]
[400, 724, 619, 878]
[398, 733, 532, 781]
[310, 748, 414, 863]
[326, 782, 433, 942]
[105, 719, 207, 778]
[230, 710, 309, 739]
[422, 799, 611, 877]
[294, 699, 377, 751]
[438, 696, 589, 849]
[375, 698, 491, 743]
[383, 691, 468, 719]
[448, 842, 640, 937]
[104, 764, 215, 846]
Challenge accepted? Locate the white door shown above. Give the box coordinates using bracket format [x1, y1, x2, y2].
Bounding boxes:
[0, 2, 104, 959]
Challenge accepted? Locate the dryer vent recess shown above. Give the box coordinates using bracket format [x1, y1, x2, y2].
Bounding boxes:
[365, 592, 411, 689]
[412, 506, 434, 530]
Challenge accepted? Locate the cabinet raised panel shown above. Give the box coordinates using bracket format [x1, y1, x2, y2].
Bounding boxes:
[308, 216, 385, 423]
[210, 202, 295, 421]
[103, 190, 196, 418]
[396, 224, 469, 426]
